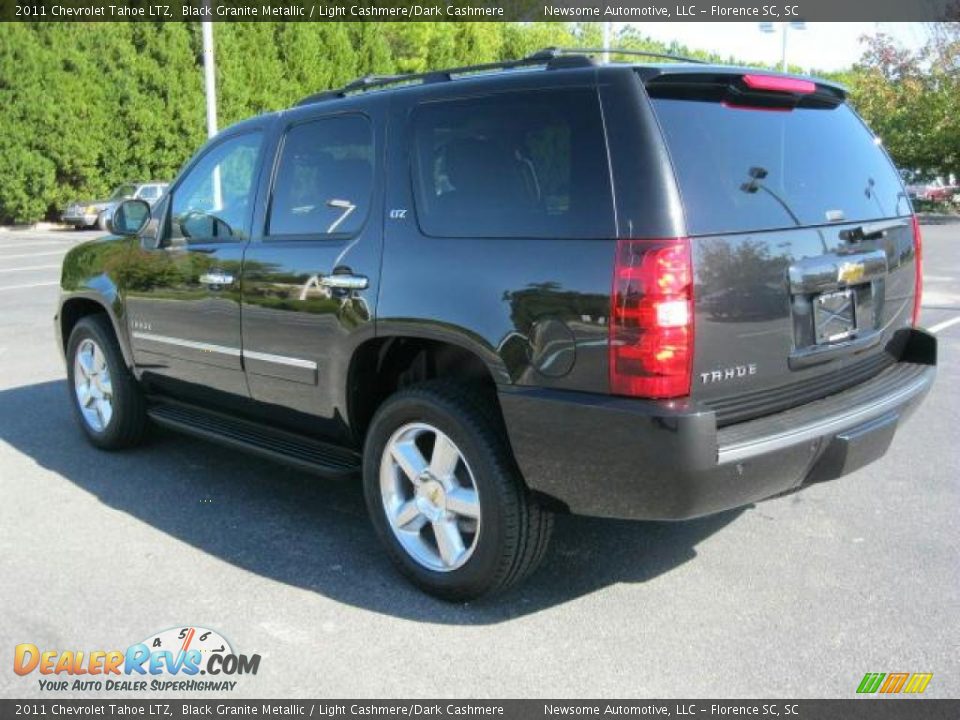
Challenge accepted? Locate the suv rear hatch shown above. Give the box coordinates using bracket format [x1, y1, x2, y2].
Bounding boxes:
[642, 68, 919, 425]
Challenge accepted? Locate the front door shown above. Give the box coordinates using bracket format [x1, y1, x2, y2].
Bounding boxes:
[240, 108, 383, 442]
[126, 129, 266, 399]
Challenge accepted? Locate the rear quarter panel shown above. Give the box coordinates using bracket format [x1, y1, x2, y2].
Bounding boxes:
[376, 68, 685, 394]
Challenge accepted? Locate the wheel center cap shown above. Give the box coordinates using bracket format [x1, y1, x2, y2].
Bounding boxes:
[415, 478, 446, 521]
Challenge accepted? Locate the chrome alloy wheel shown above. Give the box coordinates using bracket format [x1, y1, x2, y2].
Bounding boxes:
[73, 338, 114, 432]
[380, 422, 481, 572]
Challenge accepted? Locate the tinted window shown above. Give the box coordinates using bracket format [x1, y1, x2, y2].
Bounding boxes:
[169, 132, 262, 243]
[269, 115, 373, 237]
[650, 99, 910, 235]
[412, 89, 614, 239]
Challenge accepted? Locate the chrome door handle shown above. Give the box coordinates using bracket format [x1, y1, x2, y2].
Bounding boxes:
[319, 274, 368, 290]
[199, 272, 235, 285]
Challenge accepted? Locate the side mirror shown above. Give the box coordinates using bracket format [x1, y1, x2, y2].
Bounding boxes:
[112, 199, 151, 236]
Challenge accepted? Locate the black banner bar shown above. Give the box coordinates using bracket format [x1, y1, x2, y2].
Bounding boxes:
[1, 700, 958, 720]
[1, 0, 958, 22]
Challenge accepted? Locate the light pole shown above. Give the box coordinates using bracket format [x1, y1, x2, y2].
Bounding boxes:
[759, 21, 806, 72]
[201, 18, 218, 138]
[602, 21, 611, 64]
[201, 13, 221, 209]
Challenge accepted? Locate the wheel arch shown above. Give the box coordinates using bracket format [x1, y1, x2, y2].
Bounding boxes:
[346, 333, 509, 445]
[58, 293, 134, 370]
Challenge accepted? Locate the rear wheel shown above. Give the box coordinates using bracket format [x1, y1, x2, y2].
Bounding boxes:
[66, 315, 147, 449]
[362, 381, 552, 601]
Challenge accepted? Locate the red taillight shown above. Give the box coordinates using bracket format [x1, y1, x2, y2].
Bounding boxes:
[742, 74, 816, 94]
[610, 238, 694, 399]
[911, 215, 923, 326]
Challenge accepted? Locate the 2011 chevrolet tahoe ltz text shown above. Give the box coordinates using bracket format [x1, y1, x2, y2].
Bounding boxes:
[55, 49, 936, 600]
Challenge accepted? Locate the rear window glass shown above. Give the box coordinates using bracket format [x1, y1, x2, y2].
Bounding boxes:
[650, 98, 910, 235]
[269, 115, 373, 237]
[412, 89, 614, 239]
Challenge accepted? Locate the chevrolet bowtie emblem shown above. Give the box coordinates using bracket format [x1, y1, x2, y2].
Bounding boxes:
[837, 261, 866, 284]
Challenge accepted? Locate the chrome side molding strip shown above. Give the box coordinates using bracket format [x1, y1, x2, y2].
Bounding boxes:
[242, 349, 317, 370]
[132, 331, 241, 357]
[132, 332, 317, 370]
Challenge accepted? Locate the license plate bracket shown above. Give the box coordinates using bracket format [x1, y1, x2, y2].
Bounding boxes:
[814, 288, 857, 344]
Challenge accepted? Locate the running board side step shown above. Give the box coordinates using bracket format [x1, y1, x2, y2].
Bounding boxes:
[147, 400, 361, 478]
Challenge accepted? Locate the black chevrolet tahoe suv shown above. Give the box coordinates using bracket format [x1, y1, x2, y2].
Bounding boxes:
[56, 49, 936, 600]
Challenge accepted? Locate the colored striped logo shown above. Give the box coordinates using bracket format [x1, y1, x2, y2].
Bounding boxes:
[857, 672, 933, 694]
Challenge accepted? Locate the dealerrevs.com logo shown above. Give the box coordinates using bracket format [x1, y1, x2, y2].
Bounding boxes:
[14, 626, 261, 693]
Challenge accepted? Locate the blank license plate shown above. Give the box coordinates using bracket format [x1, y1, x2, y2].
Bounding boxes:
[814, 289, 857, 344]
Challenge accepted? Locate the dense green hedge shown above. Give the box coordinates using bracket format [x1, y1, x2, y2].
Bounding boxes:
[0, 21, 754, 224]
[3, 22, 953, 224]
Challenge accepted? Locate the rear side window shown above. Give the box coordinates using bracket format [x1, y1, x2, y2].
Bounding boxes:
[412, 89, 614, 239]
[650, 98, 910, 235]
[269, 115, 373, 237]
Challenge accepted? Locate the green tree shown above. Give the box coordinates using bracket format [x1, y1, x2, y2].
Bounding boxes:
[6, 21, 954, 225]
[847, 28, 960, 178]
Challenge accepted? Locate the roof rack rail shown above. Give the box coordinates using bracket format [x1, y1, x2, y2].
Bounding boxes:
[295, 50, 595, 106]
[540, 46, 707, 65]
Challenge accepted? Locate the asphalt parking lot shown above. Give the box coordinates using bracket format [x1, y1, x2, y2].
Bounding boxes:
[1, 224, 958, 699]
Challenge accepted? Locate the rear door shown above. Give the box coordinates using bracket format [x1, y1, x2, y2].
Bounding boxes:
[642, 71, 916, 424]
[239, 103, 383, 442]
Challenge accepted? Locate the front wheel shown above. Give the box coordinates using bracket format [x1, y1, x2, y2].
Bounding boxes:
[363, 381, 552, 601]
[66, 315, 147, 449]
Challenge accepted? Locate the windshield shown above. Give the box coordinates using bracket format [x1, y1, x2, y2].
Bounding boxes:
[110, 184, 137, 200]
[649, 99, 911, 235]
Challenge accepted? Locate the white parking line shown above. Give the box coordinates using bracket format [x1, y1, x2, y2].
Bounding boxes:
[0, 264, 61, 274]
[0, 281, 59, 292]
[927, 316, 960, 335]
[0, 250, 69, 260]
[0, 241, 77, 249]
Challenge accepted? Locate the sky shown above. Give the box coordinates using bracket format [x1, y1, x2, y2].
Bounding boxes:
[626, 22, 930, 72]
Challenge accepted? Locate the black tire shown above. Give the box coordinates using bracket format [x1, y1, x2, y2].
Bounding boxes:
[362, 380, 553, 601]
[66, 314, 148, 450]
[96, 213, 110, 232]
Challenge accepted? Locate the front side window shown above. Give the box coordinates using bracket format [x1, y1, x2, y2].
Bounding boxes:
[411, 89, 614, 239]
[268, 115, 374, 237]
[168, 132, 263, 244]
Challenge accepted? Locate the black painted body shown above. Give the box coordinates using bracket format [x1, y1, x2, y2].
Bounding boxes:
[55, 63, 935, 520]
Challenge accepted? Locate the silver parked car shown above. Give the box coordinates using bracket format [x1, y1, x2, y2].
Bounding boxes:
[62, 182, 168, 230]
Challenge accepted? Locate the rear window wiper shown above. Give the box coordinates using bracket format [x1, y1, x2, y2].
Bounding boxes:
[839, 219, 908, 242]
